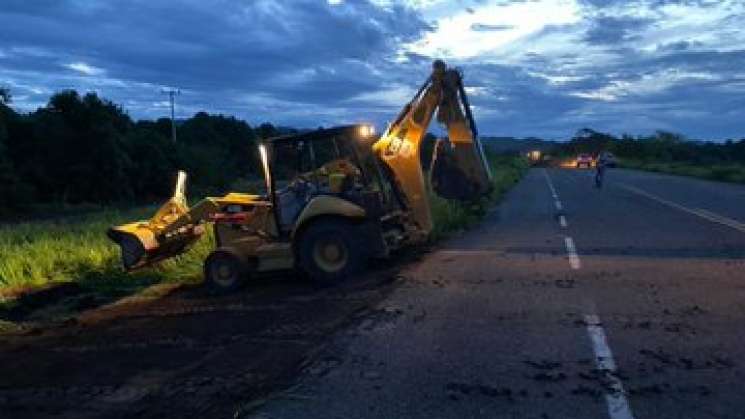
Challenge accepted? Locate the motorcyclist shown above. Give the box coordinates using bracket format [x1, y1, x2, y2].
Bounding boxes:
[595, 150, 610, 188]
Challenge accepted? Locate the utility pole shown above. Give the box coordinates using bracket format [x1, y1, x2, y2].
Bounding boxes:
[162, 88, 180, 143]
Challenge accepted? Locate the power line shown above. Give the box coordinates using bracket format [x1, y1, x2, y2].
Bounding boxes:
[161, 88, 180, 143]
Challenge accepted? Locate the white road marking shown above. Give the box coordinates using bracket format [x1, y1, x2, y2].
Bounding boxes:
[542, 170, 565, 211]
[545, 173, 633, 417]
[564, 236, 581, 269]
[688, 208, 745, 233]
[584, 314, 637, 419]
[544, 169, 571, 231]
[621, 184, 745, 234]
[542, 169, 559, 199]
[549, 174, 633, 418]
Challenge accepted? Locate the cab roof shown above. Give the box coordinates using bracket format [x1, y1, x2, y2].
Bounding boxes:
[262, 124, 365, 145]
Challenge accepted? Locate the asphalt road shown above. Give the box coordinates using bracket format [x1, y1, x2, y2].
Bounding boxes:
[250, 168, 745, 419]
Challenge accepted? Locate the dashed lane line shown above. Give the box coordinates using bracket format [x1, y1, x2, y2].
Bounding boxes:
[584, 314, 637, 419]
[543, 169, 565, 213]
[620, 184, 745, 234]
[564, 236, 581, 270]
[543, 169, 559, 200]
[548, 170, 636, 419]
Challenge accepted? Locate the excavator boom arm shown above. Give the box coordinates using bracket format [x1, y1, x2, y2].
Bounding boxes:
[372, 60, 493, 237]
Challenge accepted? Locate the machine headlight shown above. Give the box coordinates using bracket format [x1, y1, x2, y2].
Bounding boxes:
[258, 144, 272, 194]
[358, 124, 375, 137]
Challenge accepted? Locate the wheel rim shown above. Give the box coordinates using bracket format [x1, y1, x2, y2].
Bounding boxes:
[313, 237, 348, 273]
[210, 256, 238, 288]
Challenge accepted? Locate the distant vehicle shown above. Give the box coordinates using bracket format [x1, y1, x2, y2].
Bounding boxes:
[527, 150, 542, 165]
[575, 153, 593, 168]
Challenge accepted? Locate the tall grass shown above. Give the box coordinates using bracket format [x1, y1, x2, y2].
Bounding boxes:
[0, 208, 212, 295]
[620, 159, 745, 184]
[430, 155, 528, 240]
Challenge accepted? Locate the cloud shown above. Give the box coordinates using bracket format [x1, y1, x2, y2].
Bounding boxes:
[0, 0, 433, 126]
[64, 62, 105, 76]
[0, 0, 744, 139]
[471, 23, 516, 31]
[583, 15, 652, 44]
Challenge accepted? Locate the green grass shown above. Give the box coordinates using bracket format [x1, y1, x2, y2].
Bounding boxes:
[429, 155, 528, 240]
[620, 159, 745, 184]
[0, 155, 527, 305]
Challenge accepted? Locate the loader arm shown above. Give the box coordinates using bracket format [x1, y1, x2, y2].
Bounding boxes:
[372, 60, 492, 237]
[107, 171, 265, 270]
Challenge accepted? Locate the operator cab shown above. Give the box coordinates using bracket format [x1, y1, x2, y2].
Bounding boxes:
[261, 124, 386, 232]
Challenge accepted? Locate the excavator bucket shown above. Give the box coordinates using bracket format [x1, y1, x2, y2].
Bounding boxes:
[429, 63, 492, 202]
[430, 138, 492, 201]
[107, 171, 205, 270]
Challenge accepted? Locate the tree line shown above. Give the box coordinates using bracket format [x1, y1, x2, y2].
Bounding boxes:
[0, 88, 286, 216]
[3, 87, 743, 216]
[561, 128, 745, 165]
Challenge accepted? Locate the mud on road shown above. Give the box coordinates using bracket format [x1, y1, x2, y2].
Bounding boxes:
[0, 253, 422, 419]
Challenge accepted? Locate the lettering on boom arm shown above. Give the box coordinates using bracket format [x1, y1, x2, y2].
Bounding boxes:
[384, 136, 414, 159]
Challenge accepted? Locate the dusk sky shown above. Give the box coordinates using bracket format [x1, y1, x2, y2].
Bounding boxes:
[1, 0, 743, 140]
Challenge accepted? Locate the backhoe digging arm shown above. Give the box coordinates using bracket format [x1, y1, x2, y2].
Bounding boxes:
[372, 60, 493, 238]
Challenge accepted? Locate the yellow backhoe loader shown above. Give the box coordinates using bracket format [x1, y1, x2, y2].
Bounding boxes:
[108, 60, 493, 290]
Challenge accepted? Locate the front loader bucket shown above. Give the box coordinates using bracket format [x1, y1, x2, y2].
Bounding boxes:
[107, 171, 205, 270]
[107, 227, 150, 270]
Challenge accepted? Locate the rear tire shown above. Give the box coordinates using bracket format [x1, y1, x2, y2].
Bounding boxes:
[204, 248, 248, 293]
[297, 220, 364, 285]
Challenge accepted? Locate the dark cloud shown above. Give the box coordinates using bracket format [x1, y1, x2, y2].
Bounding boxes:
[583, 15, 653, 45]
[655, 39, 705, 52]
[0, 0, 432, 127]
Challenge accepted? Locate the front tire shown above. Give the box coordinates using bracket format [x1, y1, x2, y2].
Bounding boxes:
[204, 248, 248, 293]
[297, 220, 364, 285]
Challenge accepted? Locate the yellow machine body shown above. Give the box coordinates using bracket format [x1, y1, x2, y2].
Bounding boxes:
[293, 195, 366, 237]
[108, 60, 493, 283]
